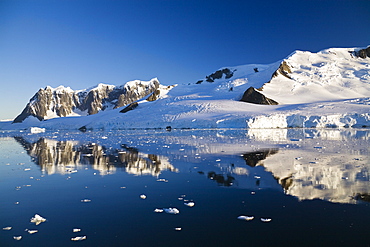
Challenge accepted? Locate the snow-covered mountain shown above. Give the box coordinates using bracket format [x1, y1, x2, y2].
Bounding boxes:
[13, 78, 161, 123]
[4, 45, 370, 130]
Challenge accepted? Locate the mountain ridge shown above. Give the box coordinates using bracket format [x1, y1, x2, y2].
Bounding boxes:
[5, 45, 370, 130]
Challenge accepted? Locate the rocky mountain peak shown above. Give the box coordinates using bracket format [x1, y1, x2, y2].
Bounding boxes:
[13, 78, 161, 123]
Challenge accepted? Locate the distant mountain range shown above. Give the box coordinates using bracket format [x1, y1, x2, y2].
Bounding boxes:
[6, 45, 370, 130]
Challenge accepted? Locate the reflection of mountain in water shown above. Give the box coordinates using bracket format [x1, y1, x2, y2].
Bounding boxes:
[14, 137, 177, 176]
[241, 149, 279, 167]
[224, 147, 370, 204]
[257, 148, 370, 204]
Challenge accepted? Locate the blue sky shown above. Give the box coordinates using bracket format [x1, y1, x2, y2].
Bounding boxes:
[1, 0, 369, 120]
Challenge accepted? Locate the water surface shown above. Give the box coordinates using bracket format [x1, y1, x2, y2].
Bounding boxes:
[1, 129, 369, 246]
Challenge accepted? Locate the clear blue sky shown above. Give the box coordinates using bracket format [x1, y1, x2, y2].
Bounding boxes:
[1, 0, 369, 120]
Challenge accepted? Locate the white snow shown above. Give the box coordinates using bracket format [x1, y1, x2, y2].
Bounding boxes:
[2, 45, 370, 130]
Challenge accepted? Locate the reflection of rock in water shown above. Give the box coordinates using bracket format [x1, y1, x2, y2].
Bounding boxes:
[242, 149, 279, 167]
[273, 174, 294, 191]
[207, 172, 235, 187]
[13, 137, 177, 176]
[354, 193, 370, 203]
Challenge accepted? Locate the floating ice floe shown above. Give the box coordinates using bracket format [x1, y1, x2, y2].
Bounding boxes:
[73, 228, 81, 232]
[3, 226, 12, 230]
[30, 214, 46, 225]
[154, 208, 164, 213]
[71, 236, 87, 241]
[237, 215, 254, 221]
[140, 194, 147, 199]
[13, 236, 22, 240]
[164, 208, 180, 214]
[156, 178, 168, 182]
[81, 199, 91, 203]
[29, 127, 45, 134]
[184, 201, 195, 207]
[174, 227, 182, 231]
[27, 229, 38, 234]
[260, 218, 272, 222]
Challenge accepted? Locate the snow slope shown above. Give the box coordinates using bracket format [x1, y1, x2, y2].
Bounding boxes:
[1, 46, 370, 130]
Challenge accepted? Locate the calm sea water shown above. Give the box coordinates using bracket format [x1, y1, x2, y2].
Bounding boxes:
[1, 129, 369, 247]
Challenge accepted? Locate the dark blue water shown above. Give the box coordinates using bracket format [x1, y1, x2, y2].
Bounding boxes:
[1, 129, 369, 246]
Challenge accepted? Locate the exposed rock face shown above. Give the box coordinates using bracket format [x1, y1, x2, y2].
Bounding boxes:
[354, 46, 370, 59]
[272, 61, 292, 79]
[116, 79, 159, 108]
[240, 87, 278, 105]
[13, 79, 160, 123]
[13, 86, 79, 123]
[197, 68, 235, 84]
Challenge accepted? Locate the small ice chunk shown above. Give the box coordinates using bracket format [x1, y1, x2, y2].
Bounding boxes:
[30, 127, 45, 134]
[254, 176, 261, 179]
[156, 178, 168, 182]
[164, 208, 180, 214]
[27, 229, 38, 234]
[71, 236, 87, 241]
[260, 218, 272, 222]
[215, 159, 221, 162]
[24, 168, 31, 171]
[81, 199, 91, 203]
[3, 226, 12, 230]
[30, 214, 46, 225]
[184, 202, 195, 207]
[13, 236, 22, 240]
[154, 208, 164, 213]
[237, 215, 254, 221]
[73, 228, 81, 232]
[178, 197, 184, 201]
[174, 227, 182, 231]
[140, 194, 147, 199]
[251, 191, 256, 195]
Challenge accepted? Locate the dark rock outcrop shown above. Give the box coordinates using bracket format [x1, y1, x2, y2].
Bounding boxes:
[354, 46, 370, 59]
[204, 68, 235, 83]
[120, 102, 138, 113]
[240, 87, 278, 105]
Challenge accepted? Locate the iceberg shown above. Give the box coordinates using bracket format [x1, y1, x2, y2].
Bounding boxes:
[30, 214, 46, 225]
